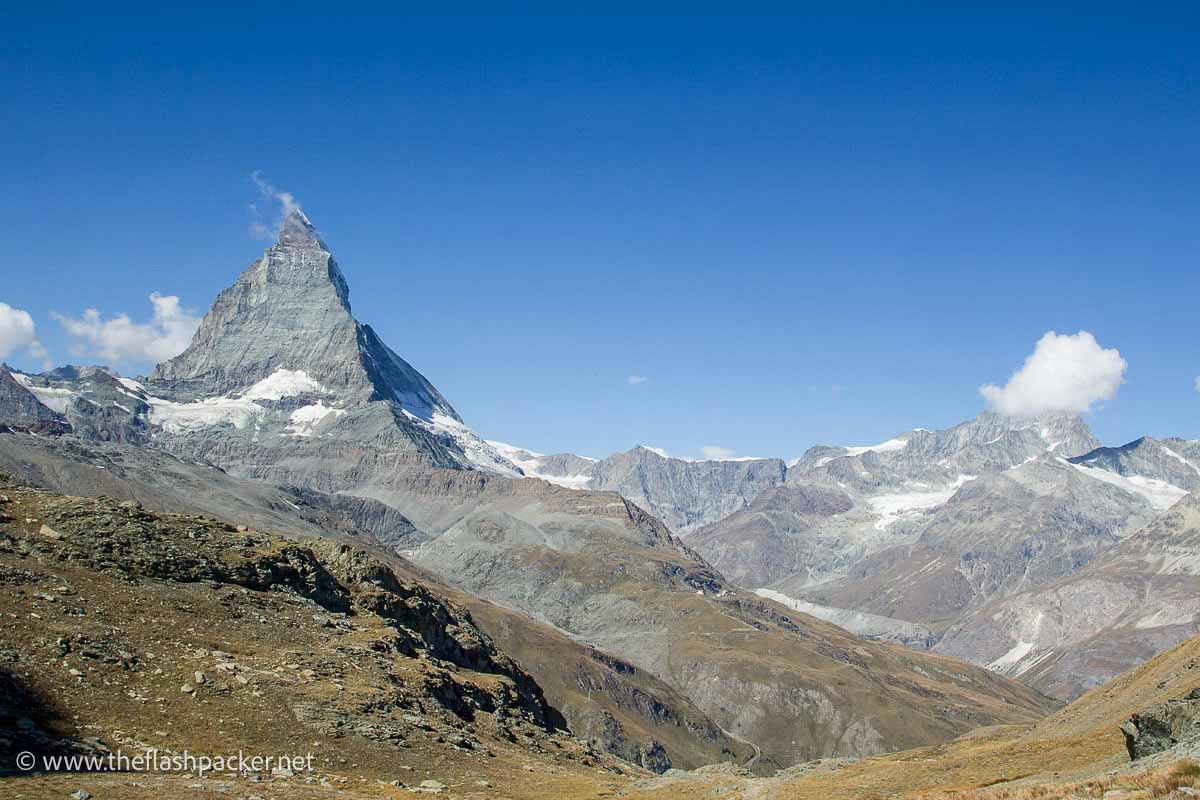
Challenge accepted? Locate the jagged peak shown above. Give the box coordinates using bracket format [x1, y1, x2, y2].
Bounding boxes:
[277, 207, 323, 248]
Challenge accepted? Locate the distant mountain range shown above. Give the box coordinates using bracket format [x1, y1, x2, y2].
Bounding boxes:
[489, 396, 1199, 702]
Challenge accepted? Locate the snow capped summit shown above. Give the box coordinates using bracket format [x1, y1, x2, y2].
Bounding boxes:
[142, 210, 517, 475]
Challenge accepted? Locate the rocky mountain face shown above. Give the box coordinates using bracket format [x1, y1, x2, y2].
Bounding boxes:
[801, 455, 1162, 629]
[935, 490, 1200, 701]
[691, 421, 1198, 700]
[151, 211, 451, 411]
[3, 365, 151, 442]
[684, 411, 1200, 712]
[0, 367, 69, 434]
[1069, 436, 1200, 496]
[688, 482, 860, 588]
[142, 209, 519, 478]
[789, 412, 1100, 483]
[690, 413, 1110, 602]
[583, 447, 787, 533]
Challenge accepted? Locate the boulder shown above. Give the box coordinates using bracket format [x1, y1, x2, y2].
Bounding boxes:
[1121, 687, 1200, 759]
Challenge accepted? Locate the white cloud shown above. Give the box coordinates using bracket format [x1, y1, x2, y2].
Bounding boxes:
[0, 302, 48, 366]
[642, 446, 670, 458]
[981, 331, 1126, 417]
[701, 445, 737, 460]
[627, 374, 649, 385]
[1195, 376, 1200, 394]
[249, 172, 302, 239]
[53, 293, 201, 366]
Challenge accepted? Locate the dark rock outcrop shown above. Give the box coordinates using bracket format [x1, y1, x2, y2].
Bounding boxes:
[1122, 687, 1200, 759]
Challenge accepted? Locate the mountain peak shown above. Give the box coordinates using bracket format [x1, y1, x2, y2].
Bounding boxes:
[278, 207, 318, 244]
[150, 211, 455, 424]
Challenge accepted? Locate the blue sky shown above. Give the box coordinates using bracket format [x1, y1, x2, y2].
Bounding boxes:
[2, 8, 1197, 459]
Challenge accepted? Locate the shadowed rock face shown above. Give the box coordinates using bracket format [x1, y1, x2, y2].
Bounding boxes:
[2, 366, 151, 443]
[1122, 687, 1200, 759]
[0, 368, 70, 434]
[1070, 436, 1200, 493]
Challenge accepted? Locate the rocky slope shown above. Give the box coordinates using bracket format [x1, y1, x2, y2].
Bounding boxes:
[0, 420, 1060, 770]
[625, 630, 1200, 799]
[376, 465, 1058, 766]
[690, 412, 1190, 669]
[0, 437, 755, 773]
[1121, 687, 1200, 760]
[935, 490, 1200, 701]
[690, 413, 1104, 596]
[0, 478, 640, 796]
[799, 455, 1162, 630]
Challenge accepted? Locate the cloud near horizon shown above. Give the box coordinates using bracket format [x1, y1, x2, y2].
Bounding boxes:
[627, 374, 649, 385]
[53, 293, 201, 366]
[0, 301, 49, 366]
[981, 331, 1126, 417]
[701, 445, 737, 460]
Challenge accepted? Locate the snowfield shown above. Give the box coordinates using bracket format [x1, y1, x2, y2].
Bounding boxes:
[147, 369, 334, 434]
[1067, 460, 1187, 510]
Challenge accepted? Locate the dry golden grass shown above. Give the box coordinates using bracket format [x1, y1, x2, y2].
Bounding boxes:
[911, 759, 1200, 799]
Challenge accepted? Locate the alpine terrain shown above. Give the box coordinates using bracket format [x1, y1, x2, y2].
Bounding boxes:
[0, 211, 1065, 780]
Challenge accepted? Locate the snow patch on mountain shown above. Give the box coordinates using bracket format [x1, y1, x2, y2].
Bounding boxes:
[240, 368, 327, 401]
[987, 610, 1045, 674]
[844, 435, 910, 458]
[486, 440, 594, 489]
[146, 369, 332, 433]
[403, 412, 522, 477]
[10, 372, 75, 413]
[1066, 460, 1188, 510]
[755, 588, 933, 647]
[287, 402, 346, 437]
[1162, 445, 1200, 476]
[865, 475, 977, 530]
[148, 394, 263, 432]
